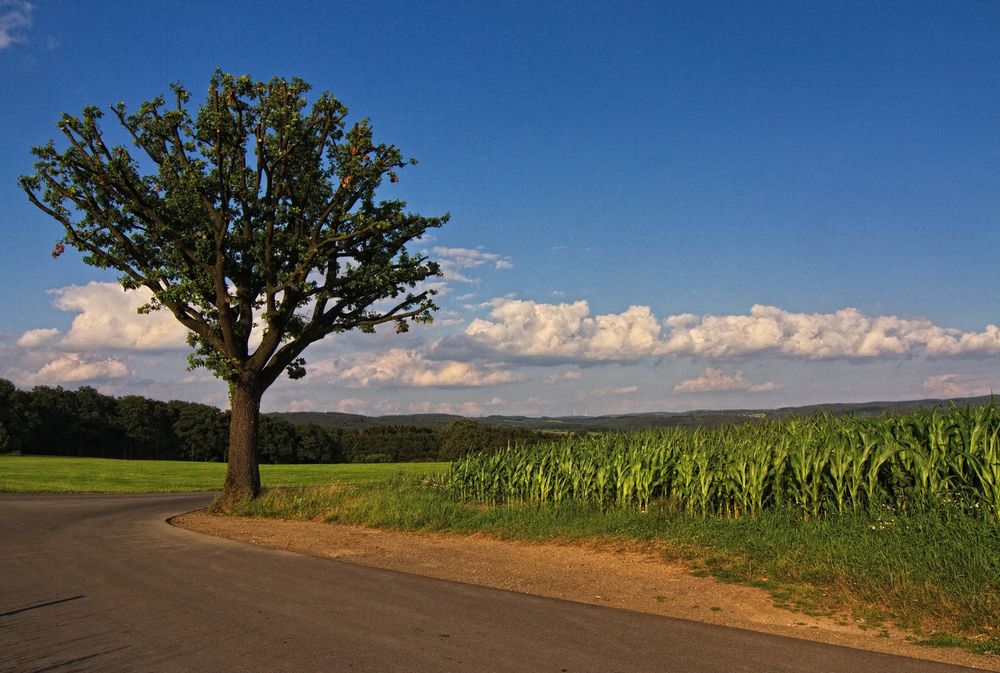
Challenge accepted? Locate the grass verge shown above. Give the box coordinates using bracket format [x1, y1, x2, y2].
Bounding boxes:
[221, 477, 1000, 655]
[0, 455, 447, 493]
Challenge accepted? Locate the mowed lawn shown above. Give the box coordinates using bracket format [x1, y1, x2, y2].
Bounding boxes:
[0, 455, 448, 493]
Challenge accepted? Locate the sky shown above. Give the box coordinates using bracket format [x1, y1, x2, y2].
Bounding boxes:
[1, 0, 998, 416]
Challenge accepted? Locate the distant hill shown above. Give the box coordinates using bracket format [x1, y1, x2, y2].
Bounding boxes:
[272, 411, 466, 430]
[270, 395, 995, 433]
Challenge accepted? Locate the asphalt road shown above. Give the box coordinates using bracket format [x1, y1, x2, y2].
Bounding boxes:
[0, 493, 987, 673]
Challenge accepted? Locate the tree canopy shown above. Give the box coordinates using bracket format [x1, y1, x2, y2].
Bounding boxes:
[20, 71, 446, 500]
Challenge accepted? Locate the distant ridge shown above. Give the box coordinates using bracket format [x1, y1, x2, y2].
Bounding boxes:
[271, 395, 995, 433]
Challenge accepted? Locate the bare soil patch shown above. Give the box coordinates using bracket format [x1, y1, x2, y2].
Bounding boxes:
[172, 510, 998, 671]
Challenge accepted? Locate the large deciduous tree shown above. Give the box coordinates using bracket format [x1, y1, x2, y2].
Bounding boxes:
[20, 72, 445, 502]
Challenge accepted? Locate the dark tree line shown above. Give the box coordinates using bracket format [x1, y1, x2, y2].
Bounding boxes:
[0, 379, 546, 463]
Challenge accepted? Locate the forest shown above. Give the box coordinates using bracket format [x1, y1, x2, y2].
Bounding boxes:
[0, 379, 545, 464]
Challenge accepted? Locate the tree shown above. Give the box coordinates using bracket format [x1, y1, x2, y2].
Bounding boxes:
[74, 386, 120, 457]
[0, 380, 38, 454]
[117, 395, 176, 459]
[438, 419, 492, 460]
[169, 400, 228, 462]
[26, 385, 77, 456]
[0, 379, 15, 452]
[20, 72, 445, 501]
[295, 423, 343, 463]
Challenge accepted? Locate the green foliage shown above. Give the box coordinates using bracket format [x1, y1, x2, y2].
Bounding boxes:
[20, 71, 445, 387]
[169, 399, 229, 461]
[436, 419, 541, 459]
[449, 403, 1000, 521]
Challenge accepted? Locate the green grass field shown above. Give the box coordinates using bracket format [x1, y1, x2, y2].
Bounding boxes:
[0, 455, 447, 493]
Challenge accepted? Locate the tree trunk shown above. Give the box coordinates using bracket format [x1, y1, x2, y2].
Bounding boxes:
[222, 374, 262, 503]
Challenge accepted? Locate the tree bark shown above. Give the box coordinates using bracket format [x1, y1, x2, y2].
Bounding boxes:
[222, 374, 262, 503]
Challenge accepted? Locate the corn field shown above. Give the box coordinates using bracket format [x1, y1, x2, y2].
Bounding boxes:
[448, 403, 1000, 519]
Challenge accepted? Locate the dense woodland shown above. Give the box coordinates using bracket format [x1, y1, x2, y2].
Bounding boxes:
[0, 379, 546, 463]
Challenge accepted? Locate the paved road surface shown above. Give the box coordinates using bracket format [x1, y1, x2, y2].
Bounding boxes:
[0, 493, 987, 672]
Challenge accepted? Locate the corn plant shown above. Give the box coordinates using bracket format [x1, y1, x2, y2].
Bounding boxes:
[447, 402, 1000, 521]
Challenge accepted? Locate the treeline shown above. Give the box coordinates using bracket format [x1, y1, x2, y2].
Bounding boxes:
[0, 379, 548, 463]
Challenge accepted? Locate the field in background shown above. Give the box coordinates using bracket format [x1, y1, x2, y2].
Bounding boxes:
[0, 455, 447, 493]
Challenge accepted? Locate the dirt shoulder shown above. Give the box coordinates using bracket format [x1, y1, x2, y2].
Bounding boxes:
[172, 510, 998, 672]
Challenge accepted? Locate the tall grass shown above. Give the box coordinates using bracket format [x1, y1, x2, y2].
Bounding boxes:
[448, 403, 1000, 520]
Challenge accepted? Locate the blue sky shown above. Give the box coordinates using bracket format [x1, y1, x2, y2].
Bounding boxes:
[1, 1, 998, 416]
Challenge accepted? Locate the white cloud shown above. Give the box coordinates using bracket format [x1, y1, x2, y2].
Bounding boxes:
[660, 305, 1000, 359]
[16, 328, 59, 348]
[333, 398, 368, 414]
[315, 348, 522, 388]
[50, 282, 188, 351]
[432, 246, 513, 282]
[28, 353, 130, 383]
[674, 368, 782, 393]
[461, 299, 1000, 362]
[591, 385, 639, 396]
[287, 399, 317, 412]
[464, 300, 660, 361]
[922, 374, 995, 398]
[545, 370, 583, 384]
[406, 397, 505, 416]
[0, 0, 32, 49]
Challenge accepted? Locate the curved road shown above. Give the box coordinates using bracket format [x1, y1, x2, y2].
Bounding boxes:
[0, 494, 986, 673]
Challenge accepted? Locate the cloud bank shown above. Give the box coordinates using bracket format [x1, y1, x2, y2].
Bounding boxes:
[27, 353, 130, 384]
[674, 368, 782, 393]
[31, 282, 189, 351]
[463, 300, 661, 361]
[313, 348, 523, 388]
[460, 300, 1000, 362]
[922, 374, 996, 398]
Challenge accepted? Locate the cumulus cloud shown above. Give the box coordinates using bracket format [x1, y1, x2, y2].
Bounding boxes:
[432, 247, 513, 282]
[463, 300, 660, 361]
[659, 305, 1000, 359]
[27, 282, 277, 353]
[28, 353, 130, 383]
[48, 282, 188, 351]
[922, 374, 995, 398]
[674, 368, 782, 393]
[16, 328, 59, 348]
[0, 0, 32, 49]
[315, 348, 522, 388]
[460, 299, 1000, 362]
